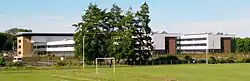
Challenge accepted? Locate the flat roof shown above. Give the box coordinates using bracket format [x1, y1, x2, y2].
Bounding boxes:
[16, 32, 74, 36]
[153, 33, 182, 37]
[183, 32, 212, 36]
[183, 32, 236, 36]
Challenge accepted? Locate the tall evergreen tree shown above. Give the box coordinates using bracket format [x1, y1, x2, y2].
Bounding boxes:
[133, 2, 154, 62]
[73, 3, 107, 61]
[105, 4, 124, 58]
[120, 8, 136, 62]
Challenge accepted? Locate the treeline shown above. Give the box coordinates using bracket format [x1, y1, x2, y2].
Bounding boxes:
[235, 38, 250, 53]
[0, 28, 32, 51]
[73, 2, 154, 62]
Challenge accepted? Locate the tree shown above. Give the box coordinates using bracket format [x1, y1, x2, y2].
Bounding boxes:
[0, 33, 9, 51]
[116, 7, 136, 62]
[235, 38, 244, 52]
[3, 28, 32, 51]
[235, 37, 250, 53]
[105, 4, 124, 58]
[0, 56, 5, 67]
[131, 2, 154, 62]
[73, 3, 153, 63]
[5, 28, 32, 35]
[73, 3, 107, 61]
[244, 38, 250, 52]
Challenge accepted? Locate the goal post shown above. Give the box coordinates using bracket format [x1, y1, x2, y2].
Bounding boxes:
[95, 57, 116, 74]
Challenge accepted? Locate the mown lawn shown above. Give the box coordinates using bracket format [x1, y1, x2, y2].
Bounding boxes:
[1, 64, 250, 81]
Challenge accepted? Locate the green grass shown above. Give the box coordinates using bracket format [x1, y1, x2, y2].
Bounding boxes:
[1, 64, 250, 81]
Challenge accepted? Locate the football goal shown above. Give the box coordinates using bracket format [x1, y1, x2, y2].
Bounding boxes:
[95, 57, 116, 74]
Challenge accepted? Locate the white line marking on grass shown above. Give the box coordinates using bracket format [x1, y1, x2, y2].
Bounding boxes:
[51, 74, 96, 81]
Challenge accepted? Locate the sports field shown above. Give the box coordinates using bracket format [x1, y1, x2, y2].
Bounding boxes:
[1, 64, 250, 81]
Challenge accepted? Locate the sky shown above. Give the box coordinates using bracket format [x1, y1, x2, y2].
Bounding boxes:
[1, 0, 250, 37]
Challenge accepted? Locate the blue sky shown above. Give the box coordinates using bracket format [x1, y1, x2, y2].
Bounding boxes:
[1, 0, 250, 37]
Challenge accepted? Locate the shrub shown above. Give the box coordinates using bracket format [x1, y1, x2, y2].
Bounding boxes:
[184, 56, 192, 60]
[85, 60, 94, 65]
[56, 60, 68, 66]
[24, 66, 37, 70]
[165, 55, 179, 60]
[208, 57, 217, 64]
[225, 55, 235, 63]
[153, 55, 180, 64]
[6, 62, 24, 67]
[234, 59, 243, 63]
[226, 59, 235, 63]
[242, 58, 250, 63]
[0, 57, 6, 67]
[217, 58, 227, 63]
[183, 56, 195, 64]
[197, 59, 206, 63]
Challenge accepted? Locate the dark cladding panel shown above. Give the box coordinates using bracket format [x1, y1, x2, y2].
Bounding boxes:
[221, 37, 232, 53]
[165, 37, 177, 54]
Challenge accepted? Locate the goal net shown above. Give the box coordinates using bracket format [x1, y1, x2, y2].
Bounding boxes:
[95, 58, 116, 74]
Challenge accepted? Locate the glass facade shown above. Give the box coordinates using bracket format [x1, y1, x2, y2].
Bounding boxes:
[179, 38, 207, 41]
[33, 44, 74, 48]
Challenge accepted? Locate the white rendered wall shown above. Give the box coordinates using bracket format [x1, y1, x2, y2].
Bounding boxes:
[152, 33, 180, 50]
[207, 34, 221, 49]
[152, 34, 166, 50]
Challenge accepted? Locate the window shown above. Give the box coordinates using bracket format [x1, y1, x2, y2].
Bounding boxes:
[18, 45, 21, 48]
[47, 44, 74, 48]
[181, 50, 206, 53]
[18, 40, 21, 43]
[180, 38, 207, 41]
[180, 43, 207, 46]
[18, 51, 21, 54]
[17, 58, 22, 60]
[37, 45, 46, 48]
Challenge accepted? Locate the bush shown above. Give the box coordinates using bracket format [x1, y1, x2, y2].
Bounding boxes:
[24, 66, 37, 70]
[153, 55, 180, 64]
[225, 55, 235, 63]
[6, 62, 24, 67]
[242, 58, 250, 63]
[234, 59, 243, 63]
[226, 59, 235, 63]
[85, 60, 94, 65]
[217, 58, 227, 63]
[208, 57, 217, 64]
[0, 57, 6, 67]
[183, 56, 195, 64]
[56, 60, 68, 66]
[197, 59, 206, 63]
